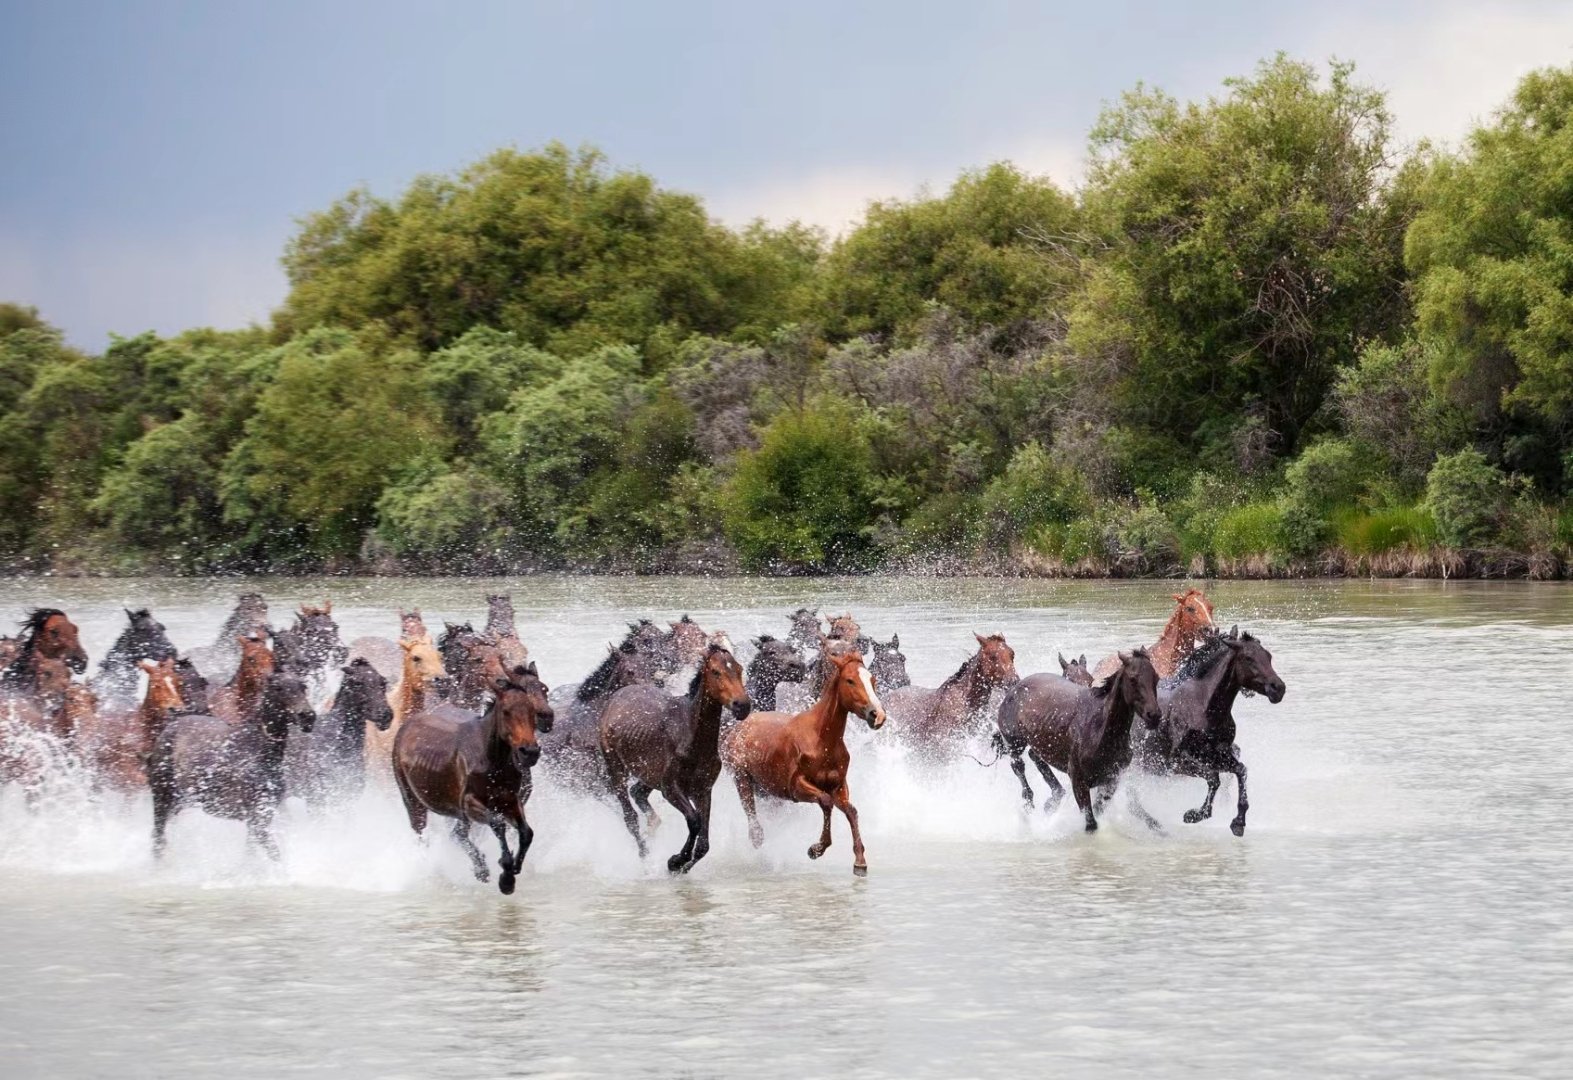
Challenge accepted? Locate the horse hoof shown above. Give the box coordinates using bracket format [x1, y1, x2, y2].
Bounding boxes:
[807, 845, 825, 860]
[748, 830, 764, 849]
[1084, 821, 1098, 834]
[1230, 821, 1246, 837]
[666, 855, 689, 874]
[853, 864, 868, 877]
[498, 872, 516, 895]
[1183, 810, 1206, 824]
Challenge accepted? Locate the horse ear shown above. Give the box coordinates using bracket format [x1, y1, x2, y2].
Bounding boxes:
[1079, 654, 1087, 666]
[1058, 652, 1069, 669]
[1118, 651, 1131, 662]
[525, 660, 538, 676]
[445, 622, 460, 636]
[974, 632, 987, 646]
[323, 600, 332, 615]
[1229, 625, 1239, 638]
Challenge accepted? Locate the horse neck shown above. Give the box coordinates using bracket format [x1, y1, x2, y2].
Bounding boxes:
[480, 697, 518, 769]
[326, 696, 366, 751]
[1091, 672, 1141, 754]
[686, 679, 727, 750]
[397, 661, 427, 714]
[808, 679, 852, 749]
[1194, 654, 1242, 727]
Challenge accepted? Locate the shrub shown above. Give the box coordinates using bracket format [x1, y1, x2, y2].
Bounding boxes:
[978, 441, 1090, 544]
[1212, 502, 1284, 560]
[376, 459, 514, 562]
[1333, 505, 1438, 555]
[1424, 449, 1509, 548]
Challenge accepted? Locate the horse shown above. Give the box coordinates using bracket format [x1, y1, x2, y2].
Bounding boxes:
[827, 613, 861, 643]
[0, 609, 88, 690]
[364, 634, 449, 783]
[173, 657, 212, 717]
[600, 644, 751, 874]
[93, 608, 178, 707]
[287, 659, 394, 808]
[273, 603, 349, 697]
[722, 649, 887, 875]
[786, 608, 822, 654]
[212, 633, 275, 724]
[745, 635, 809, 712]
[868, 633, 911, 691]
[1093, 589, 1215, 682]
[149, 669, 316, 858]
[484, 594, 531, 672]
[1, 655, 94, 795]
[187, 592, 270, 683]
[540, 622, 670, 790]
[437, 622, 508, 710]
[994, 649, 1163, 832]
[1060, 653, 1093, 687]
[73, 657, 185, 792]
[393, 664, 553, 895]
[884, 633, 1019, 752]
[1132, 627, 1286, 835]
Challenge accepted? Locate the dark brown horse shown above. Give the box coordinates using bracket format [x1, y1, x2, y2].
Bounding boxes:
[722, 650, 887, 875]
[287, 658, 394, 808]
[994, 649, 1163, 832]
[393, 664, 553, 895]
[1133, 627, 1285, 835]
[272, 602, 349, 690]
[0, 609, 88, 690]
[745, 635, 809, 711]
[600, 644, 751, 873]
[438, 622, 508, 710]
[94, 608, 178, 707]
[885, 633, 1019, 752]
[148, 670, 316, 858]
[541, 622, 670, 789]
[1059, 653, 1092, 687]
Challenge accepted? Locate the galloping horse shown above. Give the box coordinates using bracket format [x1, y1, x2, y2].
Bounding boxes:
[994, 649, 1163, 832]
[0, 609, 88, 690]
[438, 622, 508, 710]
[541, 622, 669, 788]
[364, 634, 449, 782]
[1060, 653, 1093, 687]
[1132, 627, 1285, 835]
[722, 650, 887, 875]
[272, 603, 349, 698]
[745, 636, 809, 711]
[189, 593, 269, 682]
[1093, 589, 1215, 681]
[599, 644, 751, 873]
[149, 670, 317, 858]
[393, 664, 553, 895]
[884, 633, 1019, 752]
[75, 658, 185, 791]
[288, 659, 394, 808]
[213, 633, 274, 724]
[868, 634, 911, 691]
[94, 609, 178, 707]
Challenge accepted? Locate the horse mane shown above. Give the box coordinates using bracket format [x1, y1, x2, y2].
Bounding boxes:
[1169, 633, 1232, 682]
[937, 652, 977, 691]
[577, 622, 651, 702]
[1091, 647, 1152, 697]
[1, 609, 65, 682]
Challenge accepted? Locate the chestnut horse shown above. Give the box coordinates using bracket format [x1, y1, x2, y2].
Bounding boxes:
[884, 633, 1019, 752]
[1132, 627, 1285, 835]
[599, 644, 751, 873]
[994, 649, 1163, 832]
[75, 657, 185, 792]
[1093, 589, 1215, 681]
[722, 650, 887, 875]
[213, 634, 274, 724]
[393, 663, 553, 895]
[0, 609, 88, 690]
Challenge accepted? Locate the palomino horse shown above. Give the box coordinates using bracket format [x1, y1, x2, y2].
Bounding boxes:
[1060, 653, 1093, 686]
[288, 659, 394, 808]
[74, 658, 185, 792]
[722, 650, 887, 875]
[884, 633, 1019, 752]
[745, 636, 809, 711]
[1093, 589, 1215, 681]
[149, 670, 317, 858]
[438, 623, 509, 710]
[1133, 627, 1285, 835]
[0, 609, 88, 689]
[393, 664, 553, 895]
[94, 608, 178, 707]
[364, 634, 449, 782]
[994, 649, 1163, 832]
[599, 644, 751, 873]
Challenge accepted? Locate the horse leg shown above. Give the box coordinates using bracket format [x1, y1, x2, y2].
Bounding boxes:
[734, 771, 765, 848]
[604, 753, 648, 858]
[1028, 748, 1065, 813]
[1007, 745, 1035, 811]
[451, 818, 490, 881]
[630, 780, 662, 831]
[1070, 766, 1097, 833]
[793, 776, 835, 860]
[247, 805, 281, 861]
[150, 786, 175, 858]
[660, 784, 703, 875]
[486, 813, 529, 896]
[1227, 756, 1250, 837]
[1184, 765, 1221, 824]
[832, 784, 868, 876]
[685, 788, 714, 871]
[1110, 774, 1164, 834]
[393, 767, 428, 839]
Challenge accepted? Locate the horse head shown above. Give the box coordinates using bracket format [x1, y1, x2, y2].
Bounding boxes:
[489, 662, 553, 765]
[292, 602, 349, 669]
[138, 657, 184, 718]
[1222, 628, 1285, 703]
[827, 613, 862, 643]
[398, 608, 427, 641]
[260, 671, 316, 736]
[1059, 652, 1093, 687]
[974, 632, 1019, 689]
[399, 635, 448, 690]
[117, 609, 178, 664]
[827, 650, 886, 730]
[869, 633, 910, 690]
[28, 609, 88, 674]
[1112, 648, 1162, 727]
[173, 656, 211, 715]
[339, 658, 394, 731]
[664, 614, 710, 669]
[750, 635, 808, 685]
[694, 642, 751, 722]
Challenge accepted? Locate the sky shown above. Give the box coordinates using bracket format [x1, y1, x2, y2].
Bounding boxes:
[3, 0, 1571, 349]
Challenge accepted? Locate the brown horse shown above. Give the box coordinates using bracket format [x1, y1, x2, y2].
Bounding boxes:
[827, 613, 861, 643]
[213, 634, 275, 724]
[484, 594, 531, 672]
[599, 644, 751, 873]
[438, 623, 509, 710]
[885, 633, 1019, 752]
[75, 657, 186, 792]
[1059, 653, 1093, 687]
[1133, 627, 1286, 835]
[541, 622, 671, 791]
[1093, 589, 1215, 681]
[994, 649, 1163, 832]
[393, 664, 553, 895]
[0, 609, 89, 690]
[722, 650, 887, 875]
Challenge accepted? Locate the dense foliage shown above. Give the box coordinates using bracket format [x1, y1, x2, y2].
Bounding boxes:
[7, 56, 1573, 575]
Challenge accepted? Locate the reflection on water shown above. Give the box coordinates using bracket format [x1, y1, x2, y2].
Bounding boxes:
[1, 576, 1571, 1077]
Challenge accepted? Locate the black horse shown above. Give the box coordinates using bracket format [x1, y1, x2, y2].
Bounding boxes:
[745, 635, 809, 711]
[287, 659, 394, 808]
[272, 603, 349, 687]
[540, 622, 669, 789]
[148, 670, 317, 859]
[1132, 627, 1286, 836]
[868, 633, 911, 691]
[95, 608, 178, 707]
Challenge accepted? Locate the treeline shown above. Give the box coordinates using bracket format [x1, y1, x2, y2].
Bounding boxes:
[5, 56, 1573, 576]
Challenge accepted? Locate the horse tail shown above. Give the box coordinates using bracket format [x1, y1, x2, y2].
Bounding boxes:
[968, 732, 1008, 768]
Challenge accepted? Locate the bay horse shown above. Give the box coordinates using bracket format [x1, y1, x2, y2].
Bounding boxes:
[1060, 653, 1093, 687]
[1093, 589, 1215, 681]
[745, 636, 809, 711]
[599, 643, 751, 873]
[1132, 627, 1285, 835]
[884, 633, 1019, 752]
[0, 609, 88, 689]
[994, 649, 1163, 832]
[74, 657, 185, 792]
[393, 663, 553, 895]
[288, 658, 394, 808]
[438, 622, 508, 710]
[541, 622, 669, 790]
[149, 670, 317, 858]
[722, 650, 887, 875]
[94, 608, 178, 707]
[213, 633, 274, 724]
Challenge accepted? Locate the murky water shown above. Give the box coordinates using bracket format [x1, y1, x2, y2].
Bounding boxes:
[2, 576, 1570, 1078]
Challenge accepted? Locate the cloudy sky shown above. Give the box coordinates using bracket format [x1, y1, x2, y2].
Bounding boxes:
[3, 0, 1570, 348]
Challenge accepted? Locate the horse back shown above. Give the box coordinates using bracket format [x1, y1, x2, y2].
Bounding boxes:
[997, 674, 1083, 769]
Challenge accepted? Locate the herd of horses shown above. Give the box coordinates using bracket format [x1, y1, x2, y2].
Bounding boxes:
[0, 588, 1285, 891]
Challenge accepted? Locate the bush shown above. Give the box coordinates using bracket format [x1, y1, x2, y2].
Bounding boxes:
[979, 442, 1090, 544]
[1278, 438, 1372, 556]
[376, 460, 514, 562]
[1424, 449, 1509, 548]
[1333, 505, 1438, 555]
[893, 491, 981, 556]
[1212, 502, 1284, 560]
[723, 405, 878, 570]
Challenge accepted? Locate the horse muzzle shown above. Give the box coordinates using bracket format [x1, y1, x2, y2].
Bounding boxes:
[516, 745, 541, 768]
[67, 652, 88, 674]
[1143, 707, 1164, 729]
[864, 707, 886, 730]
[731, 698, 753, 723]
[535, 707, 555, 734]
[373, 706, 395, 731]
[1266, 682, 1286, 704]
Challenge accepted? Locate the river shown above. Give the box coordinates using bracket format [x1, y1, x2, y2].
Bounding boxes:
[1, 576, 1569, 1078]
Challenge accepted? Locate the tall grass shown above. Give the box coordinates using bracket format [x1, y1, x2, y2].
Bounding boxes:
[1334, 505, 1438, 555]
